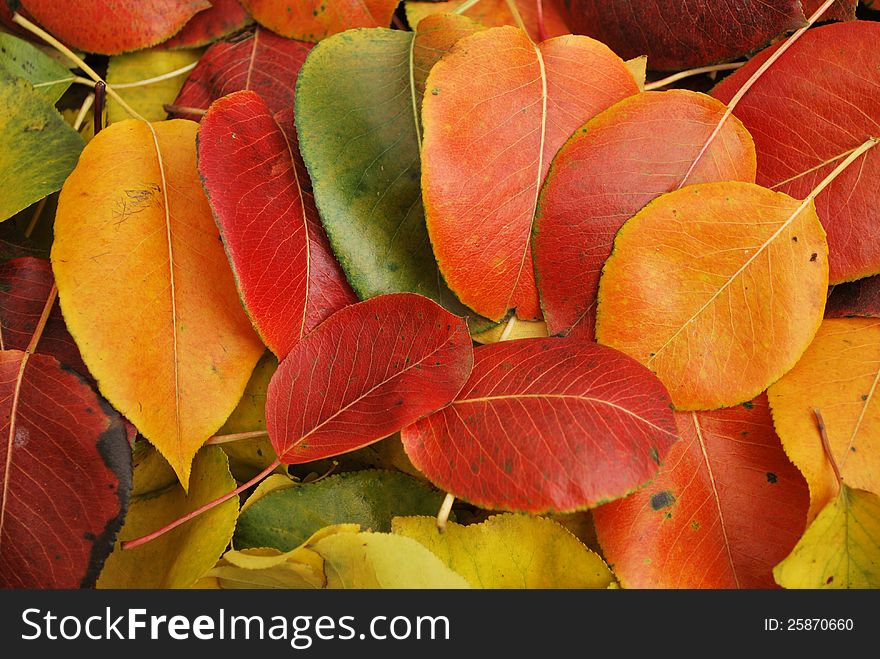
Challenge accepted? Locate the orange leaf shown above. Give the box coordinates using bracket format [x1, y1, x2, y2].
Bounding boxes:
[595, 182, 828, 410]
[406, 0, 571, 42]
[52, 119, 265, 487]
[422, 26, 638, 321]
[241, 0, 399, 42]
[768, 318, 880, 520]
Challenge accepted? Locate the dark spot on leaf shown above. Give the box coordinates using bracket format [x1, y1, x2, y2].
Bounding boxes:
[766, 472, 777, 484]
[690, 520, 700, 530]
[431, 88, 440, 95]
[502, 459, 513, 474]
[740, 430, 749, 437]
[256, 449, 263, 457]
[650, 490, 675, 510]
[649, 447, 660, 465]
[742, 400, 754, 409]
[861, 394, 869, 401]
[470, 462, 479, 474]
[826, 576, 834, 584]
[810, 253, 818, 262]
[850, 446, 857, 453]
[664, 512, 672, 519]
[83, 532, 96, 541]
[792, 236, 798, 242]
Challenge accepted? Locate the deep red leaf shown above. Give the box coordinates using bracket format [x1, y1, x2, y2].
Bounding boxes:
[566, 0, 806, 70]
[713, 22, 880, 284]
[266, 293, 473, 465]
[593, 396, 809, 588]
[534, 90, 756, 339]
[19, 0, 211, 54]
[199, 91, 356, 357]
[0, 257, 89, 378]
[826, 276, 880, 319]
[0, 350, 130, 587]
[801, 0, 857, 21]
[164, 0, 252, 49]
[401, 338, 678, 512]
[173, 26, 311, 120]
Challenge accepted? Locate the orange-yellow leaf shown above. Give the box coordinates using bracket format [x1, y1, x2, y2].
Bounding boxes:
[768, 318, 880, 520]
[595, 182, 828, 411]
[52, 119, 265, 487]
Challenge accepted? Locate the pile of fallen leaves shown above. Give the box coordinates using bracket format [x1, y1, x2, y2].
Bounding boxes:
[0, 0, 878, 590]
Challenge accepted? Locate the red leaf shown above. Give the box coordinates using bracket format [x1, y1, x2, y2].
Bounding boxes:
[0, 351, 131, 587]
[173, 26, 311, 120]
[713, 22, 880, 284]
[421, 27, 639, 322]
[19, 0, 211, 54]
[401, 338, 678, 512]
[534, 90, 756, 339]
[801, 0, 857, 21]
[0, 257, 89, 378]
[593, 396, 809, 588]
[199, 91, 356, 357]
[826, 276, 880, 319]
[566, 0, 806, 70]
[163, 0, 253, 49]
[266, 293, 473, 465]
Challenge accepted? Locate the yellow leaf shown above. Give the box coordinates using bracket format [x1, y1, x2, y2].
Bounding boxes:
[774, 485, 880, 589]
[97, 446, 239, 589]
[240, 473, 296, 514]
[107, 47, 203, 124]
[596, 181, 828, 410]
[52, 119, 265, 486]
[768, 318, 880, 519]
[392, 514, 614, 588]
[312, 531, 471, 589]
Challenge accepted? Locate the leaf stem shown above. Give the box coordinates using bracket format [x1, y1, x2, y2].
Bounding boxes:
[204, 430, 270, 445]
[436, 492, 455, 533]
[23, 198, 47, 240]
[452, 0, 482, 15]
[535, 0, 548, 42]
[163, 103, 207, 116]
[11, 13, 146, 122]
[504, 0, 529, 35]
[802, 138, 878, 203]
[813, 408, 842, 492]
[677, 0, 837, 188]
[122, 458, 283, 551]
[93, 82, 105, 135]
[112, 62, 197, 89]
[644, 62, 745, 91]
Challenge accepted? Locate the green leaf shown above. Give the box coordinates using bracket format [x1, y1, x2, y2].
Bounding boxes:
[295, 25, 492, 331]
[393, 514, 616, 588]
[0, 78, 84, 222]
[234, 469, 448, 551]
[97, 446, 239, 589]
[107, 46, 203, 124]
[0, 33, 73, 103]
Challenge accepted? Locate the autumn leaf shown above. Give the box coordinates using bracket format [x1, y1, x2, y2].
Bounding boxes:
[401, 337, 678, 512]
[0, 257, 88, 377]
[163, 0, 253, 49]
[106, 47, 203, 123]
[98, 446, 238, 588]
[595, 182, 829, 411]
[295, 22, 494, 324]
[534, 90, 756, 339]
[801, 0, 857, 21]
[405, 0, 571, 41]
[713, 22, 880, 284]
[767, 318, 880, 519]
[393, 514, 615, 588]
[421, 26, 639, 321]
[594, 396, 809, 588]
[52, 119, 265, 487]
[312, 529, 470, 589]
[198, 90, 357, 357]
[826, 276, 880, 319]
[0, 78, 83, 223]
[240, 0, 399, 41]
[235, 470, 448, 550]
[18, 0, 211, 54]
[565, 0, 806, 70]
[773, 484, 879, 589]
[173, 26, 312, 120]
[0, 32, 73, 103]
[265, 293, 473, 465]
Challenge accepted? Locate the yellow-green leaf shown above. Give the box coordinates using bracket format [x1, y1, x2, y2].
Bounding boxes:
[0, 78, 84, 222]
[107, 47, 203, 124]
[774, 485, 880, 589]
[392, 514, 614, 588]
[97, 446, 239, 589]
